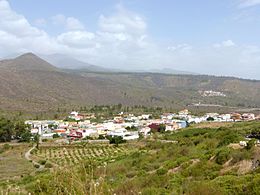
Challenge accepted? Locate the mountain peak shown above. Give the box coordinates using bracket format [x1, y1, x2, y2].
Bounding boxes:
[2, 53, 59, 72]
[17, 52, 39, 59]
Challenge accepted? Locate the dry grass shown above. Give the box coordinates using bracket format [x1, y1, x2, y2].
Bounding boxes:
[191, 122, 234, 129]
[0, 144, 34, 181]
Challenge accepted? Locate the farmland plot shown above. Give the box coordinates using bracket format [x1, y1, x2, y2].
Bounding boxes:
[31, 145, 131, 167]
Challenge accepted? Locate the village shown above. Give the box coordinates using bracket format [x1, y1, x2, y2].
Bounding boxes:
[25, 109, 260, 143]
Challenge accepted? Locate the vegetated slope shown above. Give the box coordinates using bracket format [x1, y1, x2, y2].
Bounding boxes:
[0, 53, 127, 112]
[0, 53, 260, 113]
[9, 121, 260, 194]
[77, 71, 260, 108]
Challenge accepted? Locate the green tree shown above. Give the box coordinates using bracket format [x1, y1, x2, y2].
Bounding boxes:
[20, 131, 32, 142]
[34, 133, 40, 149]
[0, 118, 14, 142]
[53, 133, 60, 139]
[159, 124, 166, 133]
[13, 121, 30, 139]
[207, 117, 214, 121]
[107, 136, 126, 146]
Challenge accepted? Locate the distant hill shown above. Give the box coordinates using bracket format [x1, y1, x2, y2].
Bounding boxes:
[0, 53, 59, 72]
[148, 68, 197, 75]
[0, 53, 260, 113]
[41, 54, 113, 72]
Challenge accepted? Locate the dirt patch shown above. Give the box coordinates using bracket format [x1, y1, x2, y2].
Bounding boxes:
[190, 159, 200, 165]
[168, 159, 200, 174]
[191, 122, 233, 129]
[228, 143, 243, 150]
[221, 159, 253, 175]
[237, 160, 253, 174]
[168, 166, 181, 174]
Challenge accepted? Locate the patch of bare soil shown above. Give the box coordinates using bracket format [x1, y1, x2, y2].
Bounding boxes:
[221, 159, 253, 175]
[228, 143, 243, 150]
[168, 159, 200, 174]
[168, 166, 181, 174]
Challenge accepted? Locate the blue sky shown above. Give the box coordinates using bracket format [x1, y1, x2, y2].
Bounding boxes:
[1, 0, 260, 79]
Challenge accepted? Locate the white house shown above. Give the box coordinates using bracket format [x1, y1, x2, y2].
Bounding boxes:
[140, 127, 151, 136]
[107, 128, 128, 137]
[123, 132, 139, 140]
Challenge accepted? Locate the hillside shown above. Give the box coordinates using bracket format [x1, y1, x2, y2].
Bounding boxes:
[2, 121, 260, 194]
[0, 53, 260, 114]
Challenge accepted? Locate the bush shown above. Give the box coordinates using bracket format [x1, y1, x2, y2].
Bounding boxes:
[184, 181, 223, 195]
[0, 143, 12, 154]
[38, 160, 47, 165]
[42, 139, 48, 142]
[246, 139, 256, 150]
[218, 133, 240, 147]
[207, 117, 215, 121]
[231, 149, 251, 164]
[45, 162, 53, 168]
[106, 136, 126, 146]
[216, 148, 231, 165]
[53, 133, 60, 139]
[3, 143, 11, 150]
[98, 135, 106, 139]
[156, 168, 167, 175]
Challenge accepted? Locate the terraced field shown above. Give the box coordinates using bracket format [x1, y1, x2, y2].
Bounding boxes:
[31, 145, 131, 167]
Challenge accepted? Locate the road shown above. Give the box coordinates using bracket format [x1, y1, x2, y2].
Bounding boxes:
[24, 145, 44, 170]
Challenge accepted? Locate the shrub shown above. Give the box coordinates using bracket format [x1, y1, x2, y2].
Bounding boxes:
[3, 143, 11, 150]
[106, 136, 126, 146]
[98, 135, 106, 139]
[207, 117, 215, 121]
[215, 148, 231, 165]
[0, 143, 11, 153]
[42, 139, 48, 142]
[38, 160, 47, 165]
[231, 149, 251, 164]
[246, 139, 256, 150]
[53, 133, 60, 139]
[45, 162, 53, 168]
[218, 133, 240, 147]
[156, 168, 167, 175]
[184, 181, 223, 195]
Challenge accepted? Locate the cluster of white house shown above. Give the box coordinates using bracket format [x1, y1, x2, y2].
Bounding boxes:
[200, 90, 227, 97]
[25, 109, 259, 141]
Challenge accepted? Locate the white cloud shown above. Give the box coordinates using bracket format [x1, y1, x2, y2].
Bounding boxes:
[57, 31, 95, 48]
[98, 5, 146, 35]
[167, 44, 193, 53]
[51, 14, 85, 30]
[0, 0, 260, 79]
[213, 40, 236, 48]
[0, 0, 44, 37]
[222, 40, 236, 47]
[0, 0, 60, 56]
[65, 17, 85, 30]
[239, 0, 260, 8]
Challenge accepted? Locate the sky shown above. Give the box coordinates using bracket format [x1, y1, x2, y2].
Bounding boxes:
[0, 0, 260, 79]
